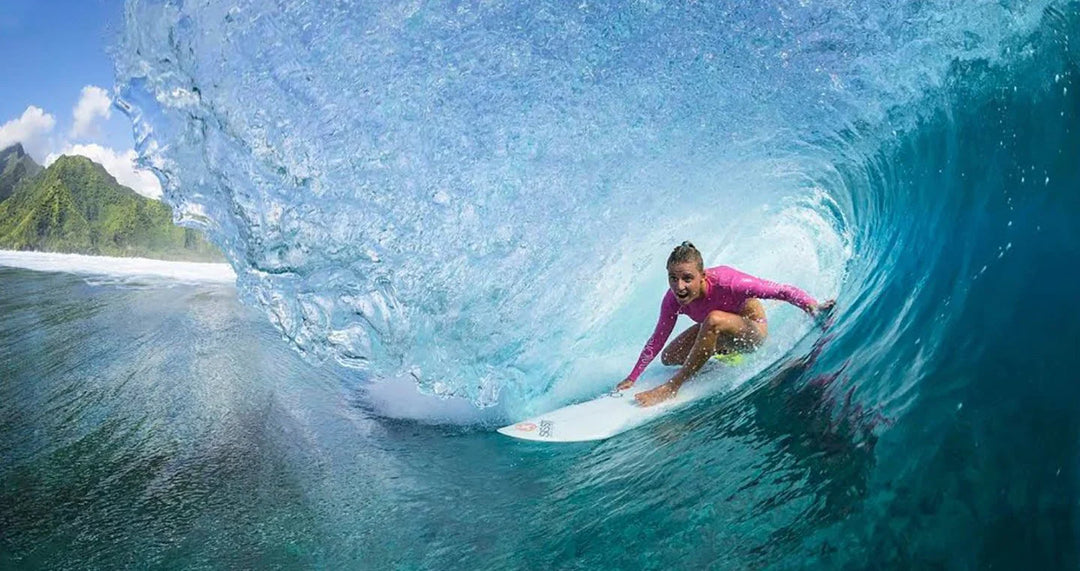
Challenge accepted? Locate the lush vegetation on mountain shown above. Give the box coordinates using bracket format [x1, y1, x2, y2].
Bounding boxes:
[0, 143, 42, 203]
[0, 147, 223, 262]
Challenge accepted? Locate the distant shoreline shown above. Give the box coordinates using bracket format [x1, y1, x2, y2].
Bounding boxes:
[0, 249, 236, 283]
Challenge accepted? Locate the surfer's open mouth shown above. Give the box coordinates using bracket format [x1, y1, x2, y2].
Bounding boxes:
[676, 291, 691, 301]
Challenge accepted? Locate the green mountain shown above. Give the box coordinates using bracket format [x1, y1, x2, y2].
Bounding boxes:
[0, 143, 42, 203]
[0, 151, 224, 262]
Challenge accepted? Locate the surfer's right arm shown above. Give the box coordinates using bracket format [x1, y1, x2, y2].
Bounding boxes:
[616, 294, 680, 391]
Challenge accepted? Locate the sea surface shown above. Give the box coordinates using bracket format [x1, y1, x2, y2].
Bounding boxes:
[4, 0, 1080, 568]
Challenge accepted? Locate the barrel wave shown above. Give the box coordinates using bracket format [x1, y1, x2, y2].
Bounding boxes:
[111, 0, 1080, 567]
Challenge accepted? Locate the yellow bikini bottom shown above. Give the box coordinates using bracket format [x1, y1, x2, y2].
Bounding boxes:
[712, 352, 746, 365]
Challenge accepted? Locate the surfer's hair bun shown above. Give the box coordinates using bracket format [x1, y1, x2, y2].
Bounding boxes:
[667, 241, 704, 272]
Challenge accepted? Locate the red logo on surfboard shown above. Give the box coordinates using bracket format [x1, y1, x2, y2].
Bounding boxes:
[515, 422, 537, 432]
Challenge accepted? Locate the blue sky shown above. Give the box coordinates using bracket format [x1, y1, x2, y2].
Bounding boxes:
[0, 0, 160, 197]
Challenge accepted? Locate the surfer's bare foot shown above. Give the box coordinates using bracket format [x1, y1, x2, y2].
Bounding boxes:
[634, 382, 678, 407]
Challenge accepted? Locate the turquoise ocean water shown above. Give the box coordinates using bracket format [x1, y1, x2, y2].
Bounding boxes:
[3, 0, 1080, 568]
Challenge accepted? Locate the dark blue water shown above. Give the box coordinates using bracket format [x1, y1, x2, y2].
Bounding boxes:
[3, 1, 1080, 568]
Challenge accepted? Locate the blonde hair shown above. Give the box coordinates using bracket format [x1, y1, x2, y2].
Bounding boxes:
[667, 241, 704, 272]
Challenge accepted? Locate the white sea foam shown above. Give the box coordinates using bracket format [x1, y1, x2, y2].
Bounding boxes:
[361, 373, 506, 426]
[0, 250, 236, 284]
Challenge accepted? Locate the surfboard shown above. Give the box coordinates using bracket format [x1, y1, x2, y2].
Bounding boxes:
[497, 354, 744, 443]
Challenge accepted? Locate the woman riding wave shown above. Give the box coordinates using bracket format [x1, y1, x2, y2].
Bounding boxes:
[618, 241, 834, 407]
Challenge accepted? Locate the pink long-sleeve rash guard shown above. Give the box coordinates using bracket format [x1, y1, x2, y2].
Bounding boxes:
[626, 266, 818, 382]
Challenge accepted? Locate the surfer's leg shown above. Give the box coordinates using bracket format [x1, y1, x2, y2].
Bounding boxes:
[715, 299, 768, 355]
[636, 310, 754, 407]
[661, 324, 702, 365]
[663, 301, 768, 366]
[714, 319, 767, 355]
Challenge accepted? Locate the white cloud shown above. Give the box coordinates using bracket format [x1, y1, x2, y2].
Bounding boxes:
[47, 144, 163, 200]
[0, 106, 57, 161]
[2, 91, 162, 202]
[71, 85, 113, 139]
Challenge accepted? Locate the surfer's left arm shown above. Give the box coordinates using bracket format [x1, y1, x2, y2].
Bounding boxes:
[731, 271, 834, 319]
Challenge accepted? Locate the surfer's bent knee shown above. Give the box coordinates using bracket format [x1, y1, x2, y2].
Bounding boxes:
[738, 299, 768, 348]
[703, 310, 742, 334]
[738, 318, 767, 352]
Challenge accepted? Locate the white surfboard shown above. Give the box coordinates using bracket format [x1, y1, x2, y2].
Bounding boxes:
[497, 357, 744, 443]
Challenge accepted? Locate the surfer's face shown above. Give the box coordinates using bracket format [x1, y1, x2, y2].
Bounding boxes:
[668, 261, 705, 306]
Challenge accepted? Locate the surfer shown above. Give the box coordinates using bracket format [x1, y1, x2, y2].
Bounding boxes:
[617, 241, 834, 407]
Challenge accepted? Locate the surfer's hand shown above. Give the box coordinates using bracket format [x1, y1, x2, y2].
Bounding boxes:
[615, 377, 635, 391]
[811, 299, 835, 316]
[634, 381, 678, 407]
[811, 299, 836, 329]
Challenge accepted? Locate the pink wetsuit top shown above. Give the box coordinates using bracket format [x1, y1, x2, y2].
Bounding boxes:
[627, 266, 818, 381]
